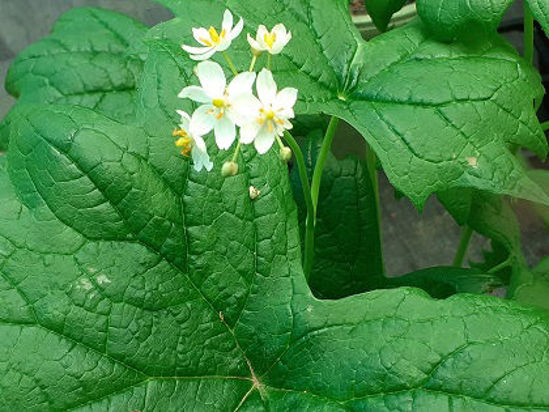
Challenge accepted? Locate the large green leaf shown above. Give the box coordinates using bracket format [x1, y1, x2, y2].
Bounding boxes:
[417, 0, 549, 40]
[513, 258, 549, 310]
[365, 0, 407, 32]
[0, 7, 147, 148]
[2, 106, 548, 408]
[150, 0, 548, 208]
[416, 0, 514, 41]
[528, 0, 549, 36]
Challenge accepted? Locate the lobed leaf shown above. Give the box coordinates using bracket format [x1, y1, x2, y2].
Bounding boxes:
[365, 0, 407, 32]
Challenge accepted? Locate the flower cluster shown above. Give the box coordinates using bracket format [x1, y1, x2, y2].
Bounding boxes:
[175, 9, 297, 174]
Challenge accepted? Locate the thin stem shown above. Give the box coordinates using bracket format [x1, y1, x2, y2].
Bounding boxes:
[310, 116, 339, 215]
[231, 140, 242, 163]
[283, 131, 315, 280]
[541, 121, 549, 131]
[267, 54, 272, 70]
[223, 51, 238, 75]
[453, 226, 473, 267]
[524, 3, 534, 64]
[365, 142, 384, 273]
[275, 135, 285, 150]
[488, 256, 513, 274]
[249, 55, 258, 72]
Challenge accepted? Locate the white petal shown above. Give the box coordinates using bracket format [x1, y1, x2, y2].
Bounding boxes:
[176, 110, 191, 130]
[274, 87, 298, 111]
[190, 105, 215, 136]
[247, 33, 263, 51]
[214, 116, 236, 150]
[216, 38, 231, 52]
[256, 69, 277, 105]
[193, 134, 208, 152]
[254, 127, 276, 154]
[227, 72, 256, 97]
[189, 47, 218, 61]
[272, 24, 288, 39]
[240, 122, 261, 144]
[229, 18, 244, 40]
[192, 143, 213, 172]
[222, 9, 234, 33]
[230, 94, 262, 127]
[196, 61, 226, 98]
[182, 44, 212, 55]
[178, 86, 210, 103]
[256, 25, 269, 44]
[192, 27, 211, 45]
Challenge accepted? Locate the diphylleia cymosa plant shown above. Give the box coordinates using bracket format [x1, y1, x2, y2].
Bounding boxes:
[0, 0, 548, 410]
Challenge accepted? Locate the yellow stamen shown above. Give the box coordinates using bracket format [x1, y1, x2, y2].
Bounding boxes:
[175, 137, 192, 147]
[265, 110, 276, 120]
[268, 121, 274, 132]
[173, 128, 189, 137]
[216, 111, 224, 119]
[180, 146, 192, 157]
[264, 32, 277, 49]
[221, 29, 227, 39]
[200, 38, 212, 47]
[209, 26, 221, 44]
[212, 98, 225, 108]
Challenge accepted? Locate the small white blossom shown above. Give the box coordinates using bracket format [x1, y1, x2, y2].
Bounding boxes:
[182, 9, 244, 61]
[174, 110, 213, 172]
[238, 69, 297, 154]
[247, 24, 292, 55]
[178, 61, 256, 150]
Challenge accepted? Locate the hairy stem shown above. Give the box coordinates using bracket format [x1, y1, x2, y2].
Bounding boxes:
[453, 226, 473, 267]
[283, 131, 315, 280]
[365, 142, 384, 273]
[310, 116, 339, 216]
[524, 4, 534, 64]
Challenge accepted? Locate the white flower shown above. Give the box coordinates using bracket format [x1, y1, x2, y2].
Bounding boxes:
[174, 110, 213, 172]
[178, 61, 256, 150]
[239, 69, 297, 154]
[181, 10, 244, 61]
[247, 24, 292, 55]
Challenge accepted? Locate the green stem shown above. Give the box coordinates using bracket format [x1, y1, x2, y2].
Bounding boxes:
[453, 226, 473, 267]
[231, 140, 242, 163]
[249, 55, 258, 72]
[541, 121, 549, 131]
[283, 131, 315, 280]
[524, 4, 534, 64]
[365, 142, 384, 273]
[488, 256, 513, 274]
[223, 51, 238, 75]
[310, 116, 340, 215]
[267, 54, 272, 70]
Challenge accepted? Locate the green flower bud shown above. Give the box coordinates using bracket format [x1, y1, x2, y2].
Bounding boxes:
[280, 146, 292, 163]
[221, 161, 238, 177]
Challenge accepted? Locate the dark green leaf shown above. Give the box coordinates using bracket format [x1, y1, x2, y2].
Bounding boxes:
[513, 258, 549, 310]
[365, 0, 407, 32]
[527, 0, 549, 36]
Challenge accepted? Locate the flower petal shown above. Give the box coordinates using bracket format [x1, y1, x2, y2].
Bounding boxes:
[192, 27, 211, 45]
[196, 61, 226, 98]
[230, 93, 261, 127]
[240, 121, 261, 144]
[191, 141, 213, 172]
[176, 110, 191, 130]
[247, 33, 262, 51]
[256, 69, 277, 105]
[214, 116, 236, 150]
[182, 44, 212, 55]
[178, 86, 210, 103]
[254, 127, 276, 154]
[229, 17, 244, 40]
[257, 25, 269, 43]
[189, 47, 218, 61]
[222, 9, 234, 33]
[274, 87, 298, 111]
[190, 105, 215, 136]
[227, 72, 256, 97]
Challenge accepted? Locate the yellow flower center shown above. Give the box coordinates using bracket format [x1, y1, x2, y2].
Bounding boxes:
[206, 26, 226, 46]
[265, 110, 276, 120]
[264, 32, 277, 49]
[174, 132, 193, 157]
[212, 98, 226, 108]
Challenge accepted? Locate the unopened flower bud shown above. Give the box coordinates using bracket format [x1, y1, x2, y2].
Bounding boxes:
[221, 161, 238, 177]
[251, 47, 263, 57]
[280, 146, 292, 163]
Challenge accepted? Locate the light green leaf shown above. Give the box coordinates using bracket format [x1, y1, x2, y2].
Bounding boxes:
[149, 0, 548, 207]
[365, 0, 407, 32]
[416, 0, 514, 41]
[513, 258, 549, 310]
[527, 0, 549, 36]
